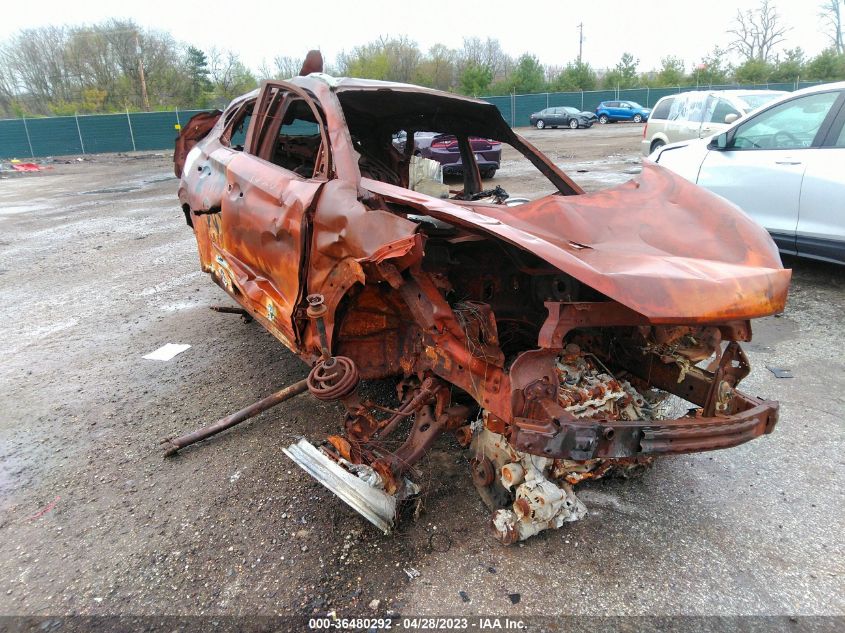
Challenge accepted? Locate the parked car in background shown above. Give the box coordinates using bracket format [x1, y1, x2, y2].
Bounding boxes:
[595, 100, 651, 124]
[651, 82, 845, 265]
[529, 106, 596, 129]
[642, 89, 786, 155]
[393, 131, 502, 178]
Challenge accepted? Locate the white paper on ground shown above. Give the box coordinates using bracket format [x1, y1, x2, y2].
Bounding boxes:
[143, 343, 191, 361]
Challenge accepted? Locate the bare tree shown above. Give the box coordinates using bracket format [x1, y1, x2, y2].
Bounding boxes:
[207, 48, 257, 102]
[336, 36, 422, 83]
[0, 20, 196, 114]
[257, 55, 304, 80]
[458, 37, 513, 81]
[0, 52, 19, 112]
[273, 55, 304, 79]
[729, 0, 789, 62]
[3, 27, 71, 106]
[820, 0, 845, 54]
[208, 48, 233, 92]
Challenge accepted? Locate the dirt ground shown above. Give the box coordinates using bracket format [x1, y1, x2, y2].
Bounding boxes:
[0, 124, 843, 624]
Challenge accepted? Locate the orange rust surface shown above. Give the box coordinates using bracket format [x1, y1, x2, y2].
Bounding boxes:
[363, 163, 790, 323]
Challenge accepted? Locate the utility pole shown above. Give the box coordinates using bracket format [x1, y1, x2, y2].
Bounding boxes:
[577, 23, 584, 64]
[135, 31, 150, 112]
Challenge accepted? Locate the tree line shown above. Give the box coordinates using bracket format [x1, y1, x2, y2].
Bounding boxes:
[1, 1, 843, 118]
[0, 20, 257, 117]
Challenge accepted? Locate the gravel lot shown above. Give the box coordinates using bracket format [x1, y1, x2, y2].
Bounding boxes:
[0, 123, 843, 624]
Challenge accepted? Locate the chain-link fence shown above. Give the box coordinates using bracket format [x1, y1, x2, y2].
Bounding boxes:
[0, 108, 208, 160]
[486, 81, 826, 127]
[0, 81, 826, 160]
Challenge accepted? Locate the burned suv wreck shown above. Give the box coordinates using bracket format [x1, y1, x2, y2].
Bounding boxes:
[173, 55, 790, 543]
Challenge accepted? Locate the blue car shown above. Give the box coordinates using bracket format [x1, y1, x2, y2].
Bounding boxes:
[595, 100, 651, 124]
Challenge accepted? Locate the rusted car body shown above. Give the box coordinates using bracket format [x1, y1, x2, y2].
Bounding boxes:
[175, 59, 790, 542]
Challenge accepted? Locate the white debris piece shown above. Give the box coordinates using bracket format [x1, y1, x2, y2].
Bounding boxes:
[143, 343, 191, 361]
[408, 155, 448, 198]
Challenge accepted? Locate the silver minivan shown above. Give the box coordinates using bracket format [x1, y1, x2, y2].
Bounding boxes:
[641, 90, 786, 155]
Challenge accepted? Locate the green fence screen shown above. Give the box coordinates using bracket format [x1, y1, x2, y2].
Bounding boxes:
[0, 81, 826, 160]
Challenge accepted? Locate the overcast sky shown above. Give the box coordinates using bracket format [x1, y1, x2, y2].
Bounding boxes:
[2, 0, 831, 72]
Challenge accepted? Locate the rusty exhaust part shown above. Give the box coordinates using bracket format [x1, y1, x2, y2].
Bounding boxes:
[162, 379, 308, 457]
[209, 305, 248, 315]
[209, 305, 253, 322]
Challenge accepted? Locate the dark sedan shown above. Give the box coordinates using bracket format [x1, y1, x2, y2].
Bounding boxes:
[393, 131, 502, 178]
[529, 106, 596, 129]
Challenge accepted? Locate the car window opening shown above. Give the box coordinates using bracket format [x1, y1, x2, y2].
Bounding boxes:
[731, 91, 840, 150]
[221, 101, 254, 150]
[337, 90, 574, 202]
[251, 85, 330, 179]
[272, 99, 322, 176]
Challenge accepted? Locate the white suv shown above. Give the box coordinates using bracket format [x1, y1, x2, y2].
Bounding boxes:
[642, 90, 786, 156]
[651, 82, 845, 265]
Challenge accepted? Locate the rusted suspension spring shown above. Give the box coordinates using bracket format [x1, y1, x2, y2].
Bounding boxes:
[307, 356, 360, 401]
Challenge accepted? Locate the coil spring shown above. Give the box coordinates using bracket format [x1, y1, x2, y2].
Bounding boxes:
[307, 356, 359, 401]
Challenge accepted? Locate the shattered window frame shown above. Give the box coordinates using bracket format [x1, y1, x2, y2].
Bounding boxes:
[219, 98, 255, 150]
[250, 81, 333, 180]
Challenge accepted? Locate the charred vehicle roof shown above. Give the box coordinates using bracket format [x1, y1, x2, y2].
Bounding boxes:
[170, 53, 790, 543]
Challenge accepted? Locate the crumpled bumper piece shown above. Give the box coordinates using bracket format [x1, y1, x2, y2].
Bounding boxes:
[283, 438, 397, 534]
[512, 392, 779, 461]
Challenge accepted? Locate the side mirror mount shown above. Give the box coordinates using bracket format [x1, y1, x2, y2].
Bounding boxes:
[724, 113, 739, 124]
[708, 132, 731, 150]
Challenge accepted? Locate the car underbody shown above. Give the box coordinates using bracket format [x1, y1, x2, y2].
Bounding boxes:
[171, 55, 791, 543]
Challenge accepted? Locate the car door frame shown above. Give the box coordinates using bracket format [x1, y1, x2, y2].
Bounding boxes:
[216, 80, 333, 349]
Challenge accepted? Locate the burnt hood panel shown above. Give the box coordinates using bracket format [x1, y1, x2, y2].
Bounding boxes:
[363, 162, 791, 323]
